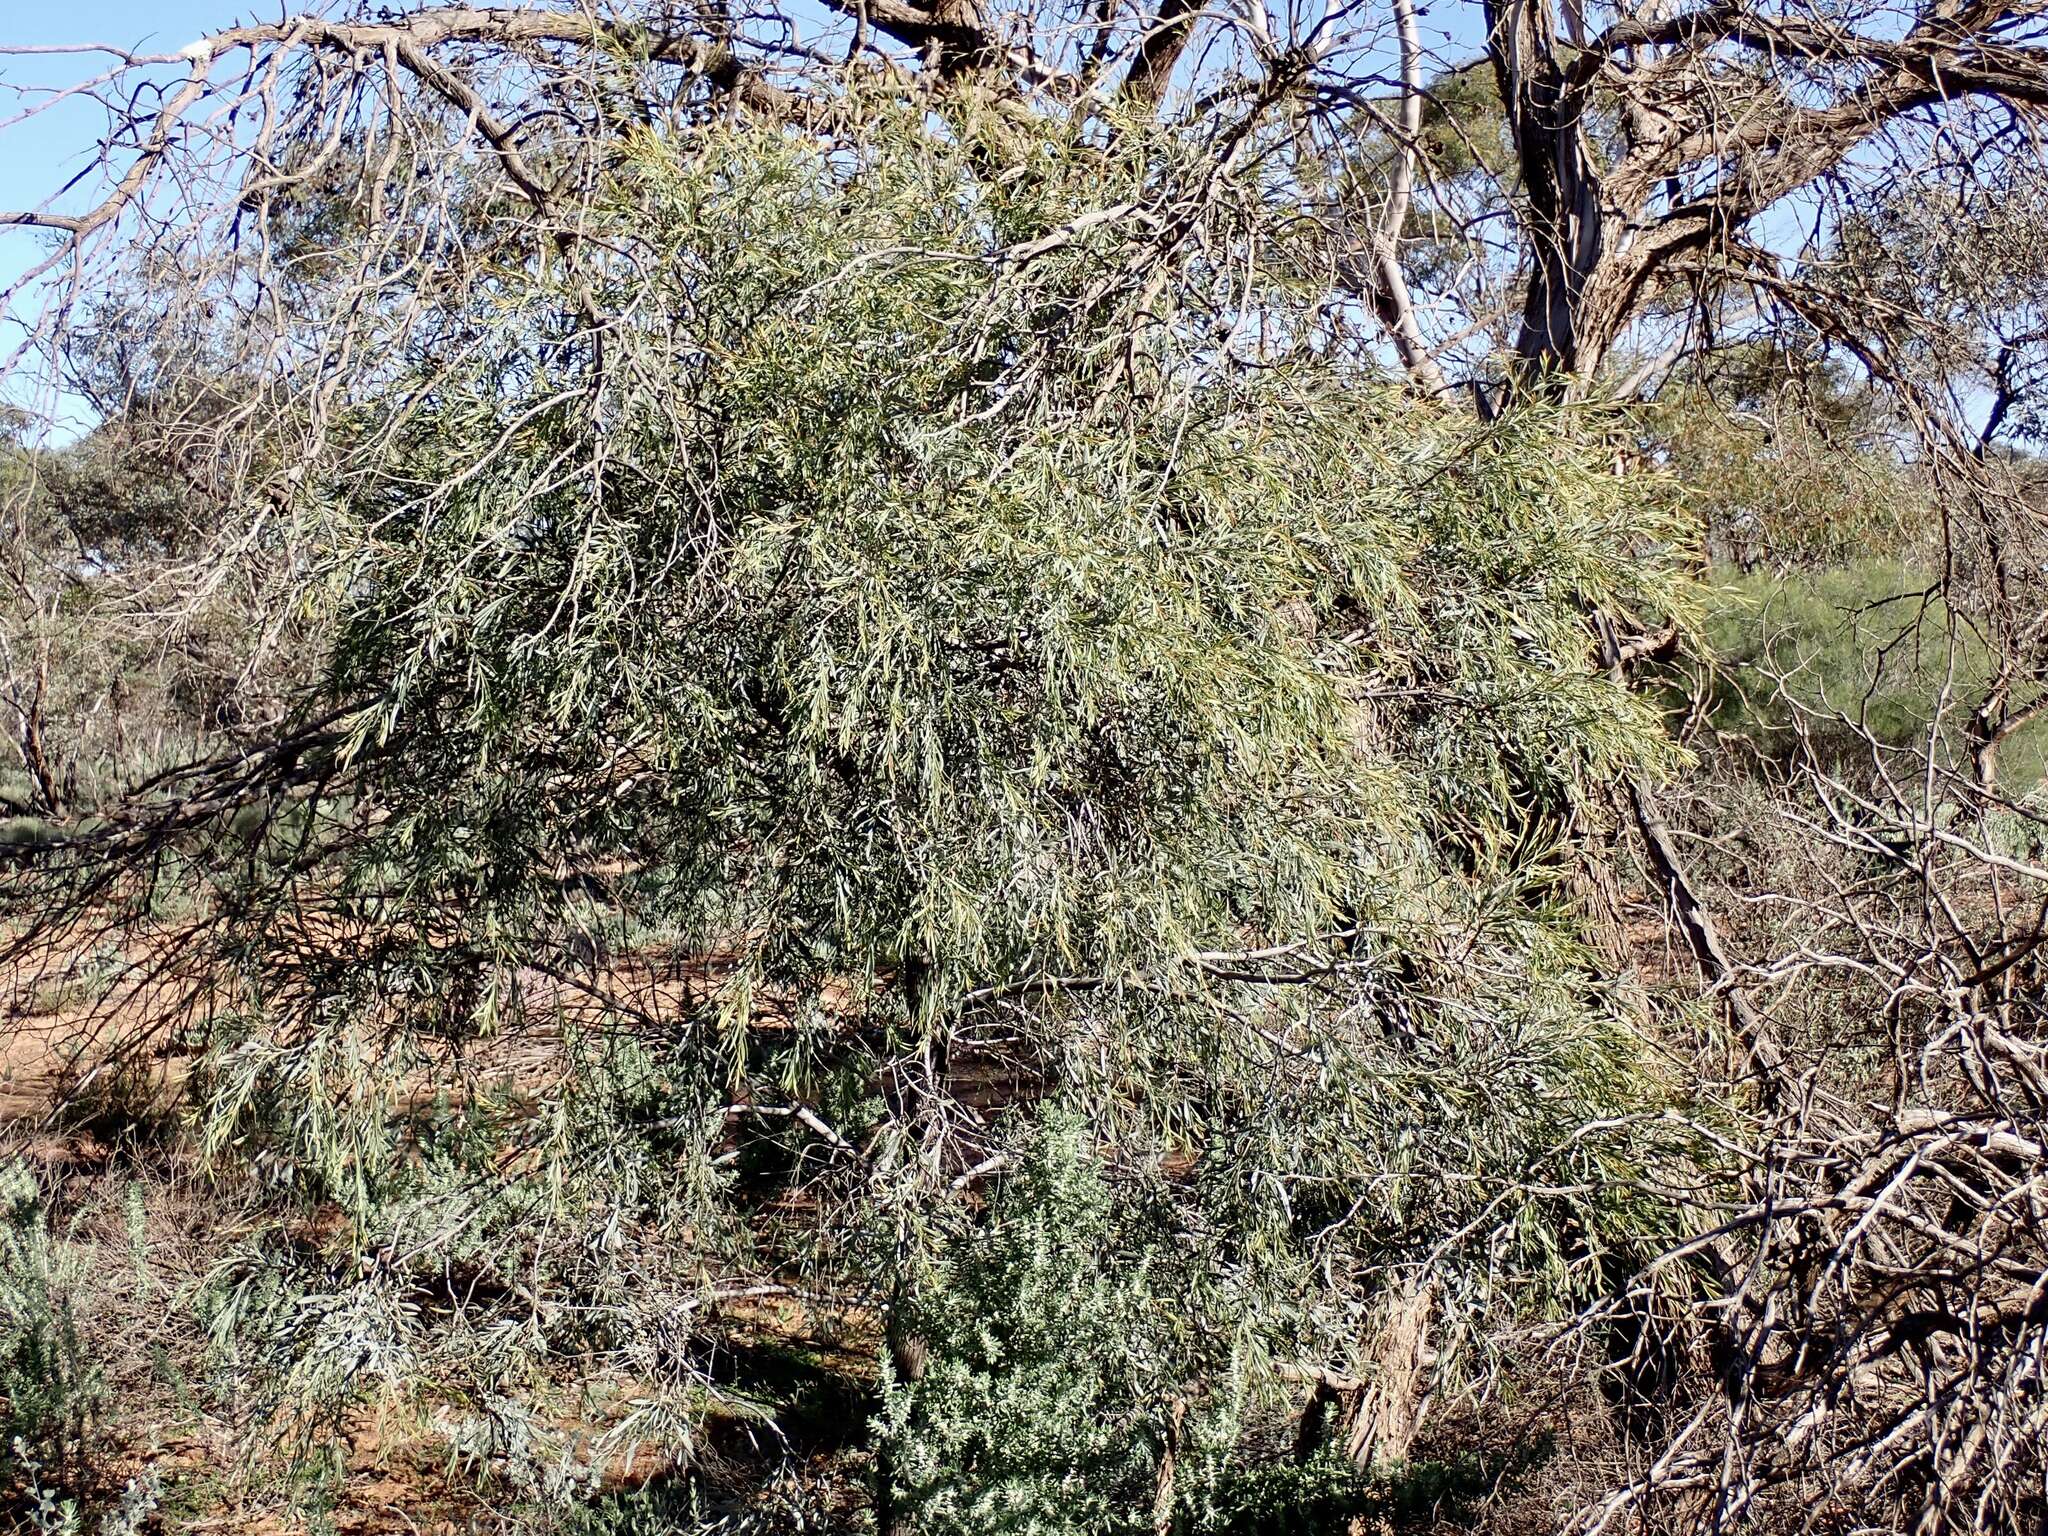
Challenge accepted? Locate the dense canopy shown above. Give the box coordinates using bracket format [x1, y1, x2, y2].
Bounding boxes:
[0, 1, 2044, 1533]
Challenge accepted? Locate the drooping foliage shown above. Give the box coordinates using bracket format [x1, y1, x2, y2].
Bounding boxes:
[2, 0, 2046, 1519]
[7, 101, 1713, 1525]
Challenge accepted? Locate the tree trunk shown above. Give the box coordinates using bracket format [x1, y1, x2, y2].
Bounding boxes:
[1343, 1279, 1436, 1470]
[1151, 1396, 1189, 1536]
[876, 1300, 930, 1536]
[1486, 0, 1608, 383]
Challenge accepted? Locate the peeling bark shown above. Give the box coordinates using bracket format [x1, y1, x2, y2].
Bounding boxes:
[1343, 1279, 1436, 1470]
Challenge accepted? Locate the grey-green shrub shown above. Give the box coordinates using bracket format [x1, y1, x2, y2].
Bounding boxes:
[0, 1163, 105, 1496]
[877, 1113, 1213, 1536]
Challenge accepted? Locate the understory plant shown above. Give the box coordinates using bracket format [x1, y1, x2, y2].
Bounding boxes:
[0, 1163, 106, 1505]
[878, 1111, 1230, 1536]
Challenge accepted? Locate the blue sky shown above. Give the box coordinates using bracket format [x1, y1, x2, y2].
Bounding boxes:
[1, 0, 248, 222]
[1, 1, 280, 427]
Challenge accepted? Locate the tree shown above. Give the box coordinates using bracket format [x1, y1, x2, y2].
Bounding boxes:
[5, 0, 2044, 407]
[1, 92, 1708, 1528]
[2, 1, 2047, 1531]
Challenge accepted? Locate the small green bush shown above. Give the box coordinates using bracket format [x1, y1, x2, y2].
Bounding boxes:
[1199, 1445, 1534, 1535]
[877, 1113, 1209, 1536]
[0, 1162, 106, 1498]
[0, 774, 37, 814]
[0, 818, 57, 851]
[1699, 558, 2048, 789]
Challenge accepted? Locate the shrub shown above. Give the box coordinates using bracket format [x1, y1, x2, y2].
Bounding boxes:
[0, 1163, 106, 1499]
[877, 1113, 1225, 1536]
[1699, 558, 2048, 789]
[1198, 1443, 1544, 1535]
[0, 819, 57, 852]
[15, 99, 1705, 1519]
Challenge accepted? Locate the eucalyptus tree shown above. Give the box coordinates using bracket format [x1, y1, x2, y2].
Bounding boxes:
[5, 0, 2046, 402]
